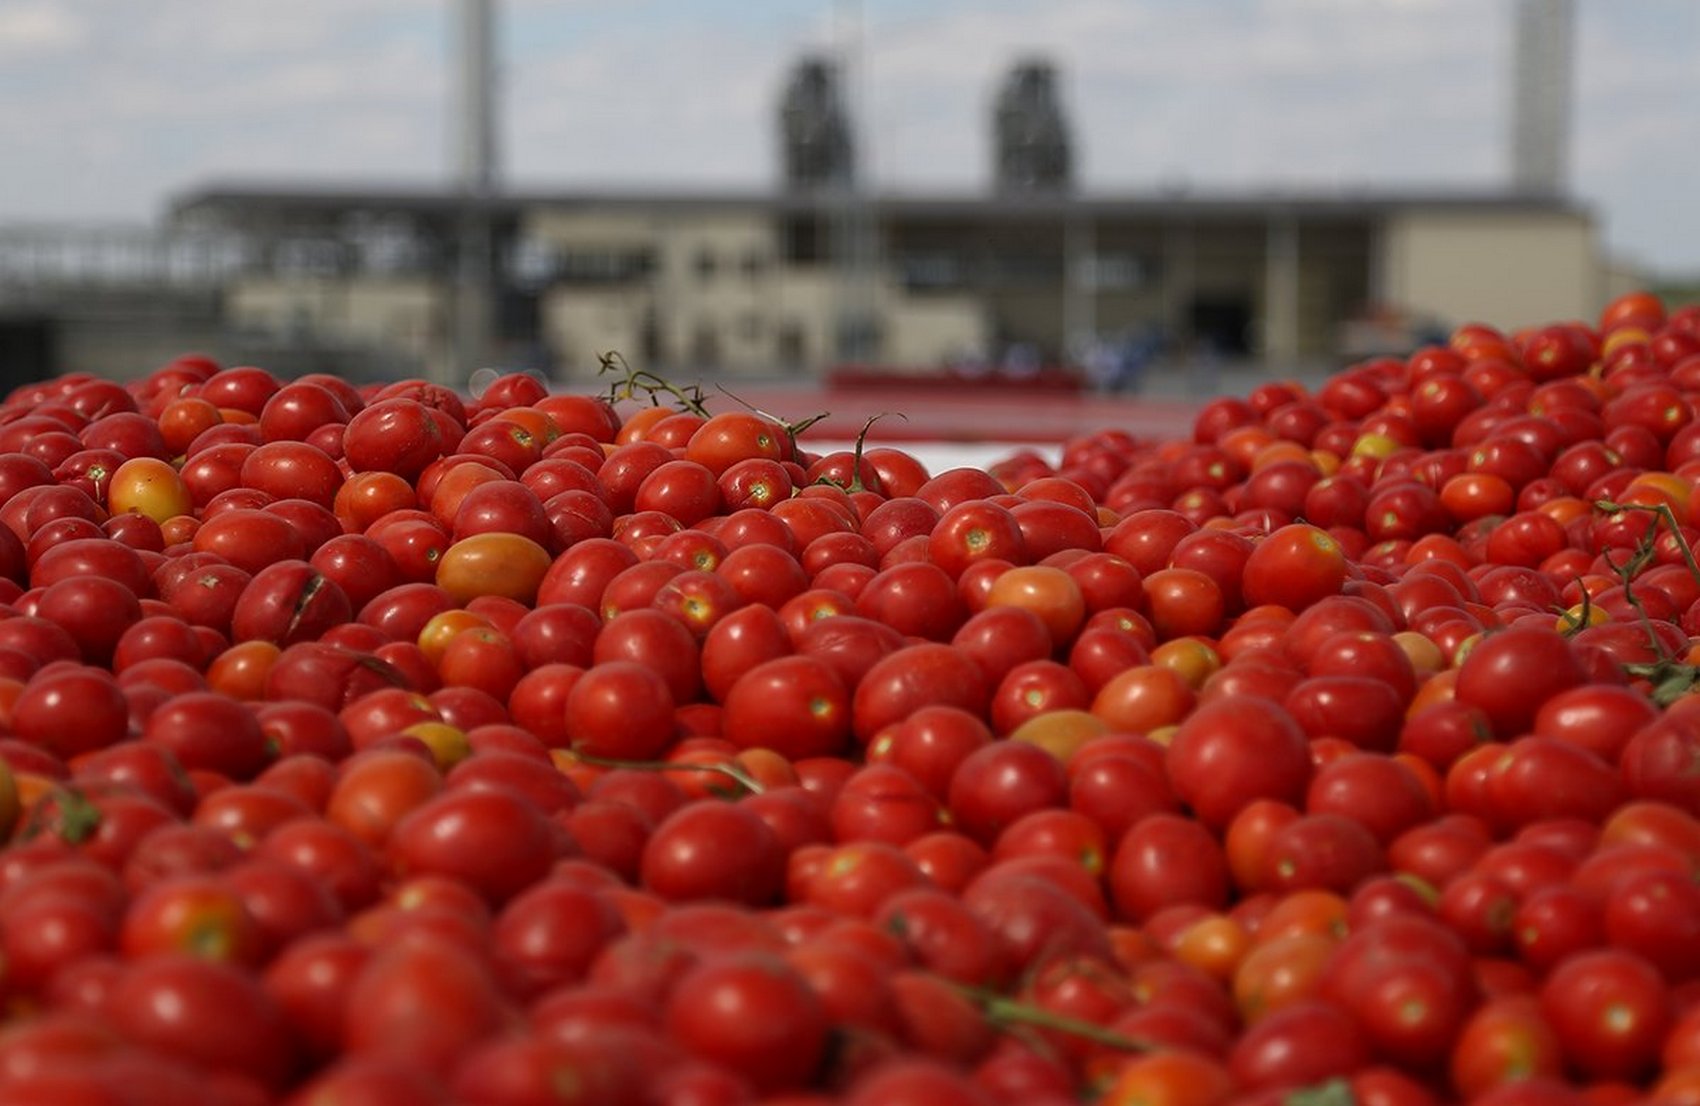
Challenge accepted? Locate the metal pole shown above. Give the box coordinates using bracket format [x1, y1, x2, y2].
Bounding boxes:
[452, 0, 497, 385]
[833, 0, 876, 365]
[1265, 213, 1301, 369]
[1063, 211, 1094, 366]
[1510, 0, 1573, 196]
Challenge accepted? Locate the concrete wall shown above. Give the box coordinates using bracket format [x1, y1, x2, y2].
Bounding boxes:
[1378, 208, 1601, 332]
[527, 207, 783, 373]
[227, 276, 444, 365]
[539, 285, 652, 377]
[883, 294, 987, 366]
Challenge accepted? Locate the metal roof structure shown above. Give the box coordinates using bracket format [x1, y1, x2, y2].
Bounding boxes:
[170, 180, 1590, 225]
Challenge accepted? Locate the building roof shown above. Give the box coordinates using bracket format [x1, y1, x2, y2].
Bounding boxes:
[169, 179, 1590, 227]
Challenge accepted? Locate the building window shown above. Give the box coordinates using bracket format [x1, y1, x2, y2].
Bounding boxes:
[991, 250, 1063, 286]
[691, 322, 721, 367]
[781, 217, 824, 263]
[778, 322, 807, 366]
[1083, 253, 1152, 290]
[274, 238, 346, 277]
[741, 250, 767, 279]
[899, 253, 962, 291]
[739, 314, 762, 342]
[695, 248, 717, 280]
[512, 239, 556, 288]
[556, 249, 653, 285]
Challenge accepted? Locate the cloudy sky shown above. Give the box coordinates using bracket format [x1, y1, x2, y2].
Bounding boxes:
[1, 0, 1696, 276]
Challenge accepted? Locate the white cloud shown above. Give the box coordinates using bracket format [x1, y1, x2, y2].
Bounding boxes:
[0, 0, 1696, 275]
[0, 3, 84, 53]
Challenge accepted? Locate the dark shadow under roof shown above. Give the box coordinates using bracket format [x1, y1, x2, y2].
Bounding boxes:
[169, 179, 1589, 226]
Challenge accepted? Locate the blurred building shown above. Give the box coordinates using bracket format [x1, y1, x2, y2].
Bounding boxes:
[0, 48, 1611, 386]
[153, 181, 1599, 383]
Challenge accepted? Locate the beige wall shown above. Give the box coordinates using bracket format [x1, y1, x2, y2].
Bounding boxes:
[539, 286, 652, 375]
[1379, 209, 1601, 332]
[883, 294, 987, 366]
[1602, 259, 1653, 307]
[528, 207, 784, 373]
[525, 209, 659, 249]
[227, 276, 443, 359]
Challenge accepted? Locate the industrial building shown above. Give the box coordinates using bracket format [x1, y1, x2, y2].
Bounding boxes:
[162, 179, 1601, 383]
[0, 0, 1623, 388]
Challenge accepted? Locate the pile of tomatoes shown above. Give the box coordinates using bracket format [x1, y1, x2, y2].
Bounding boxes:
[6, 290, 1700, 1105]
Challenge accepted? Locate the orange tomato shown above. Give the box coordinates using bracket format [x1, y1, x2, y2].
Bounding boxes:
[1098, 1050, 1235, 1106]
[108, 457, 194, 523]
[1408, 668, 1460, 712]
[0, 756, 16, 842]
[1218, 425, 1275, 471]
[436, 533, 552, 604]
[1600, 290, 1665, 333]
[1249, 440, 1315, 472]
[1232, 931, 1338, 1022]
[985, 564, 1087, 645]
[614, 405, 673, 445]
[416, 609, 493, 668]
[325, 749, 443, 848]
[1090, 665, 1196, 734]
[1168, 913, 1249, 983]
[335, 471, 417, 533]
[1148, 637, 1223, 688]
[1440, 472, 1515, 522]
[1254, 889, 1350, 945]
[206, 641, 282, 701]
[427, 461, 507, 525]
[157, 397, 224, 455]
[401, 721, 471, 771]
[1141, 568, 1225, 640]
[1008, 708, 1109, 763]
[492, 407, 561, 448]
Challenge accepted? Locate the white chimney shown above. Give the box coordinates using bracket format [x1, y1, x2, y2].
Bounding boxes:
[1509, 0, 1574, 197]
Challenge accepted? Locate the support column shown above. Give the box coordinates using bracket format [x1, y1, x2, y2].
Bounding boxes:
[1063, 212, 1095, 361]
[451, 0, 498, 386]
[1162, 221, 1195, 348]
[1264, 214, 1301, 368]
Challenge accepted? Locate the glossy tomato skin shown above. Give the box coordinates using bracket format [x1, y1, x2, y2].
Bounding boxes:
[1229, 999, 1372, 1092]
[1540, 948, 1671, 1082]
[1108, 813, 1229, 923]
[9, 665, 129, 759]
[387, 787, 562, 905]
[342, 398, 450, 480]
[1166, 697, 1312, 831]
[1454, 628, 1588, 738]
[851, 643, 987, 745]
[946, 742, 1067, 846]
[641, 800, 785, 906]
[722, 655, 850, 759]
[106, 953, 296, 1089]
[340, 935, 507, 1078]
[663, 953, 829, 1093]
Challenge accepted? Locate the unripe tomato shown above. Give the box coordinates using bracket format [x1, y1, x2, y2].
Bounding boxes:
[108, 457, 193, 524]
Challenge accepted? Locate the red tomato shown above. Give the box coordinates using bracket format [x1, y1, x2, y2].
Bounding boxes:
[1454, 627, 1588, 738]
[1166, 698, 1313, 831]
[722, 655, 850, 759]
[1540, 948, 1671, 1081]
[106, 953, 296, 1088]
[851, 642, 988, 744]
[563, 661, 676, 760]
[1108, 813, 1229, 922]
[387, 787, 560, 905]
[641, 799, 784, 906]
[663, 954, 828, 1092]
